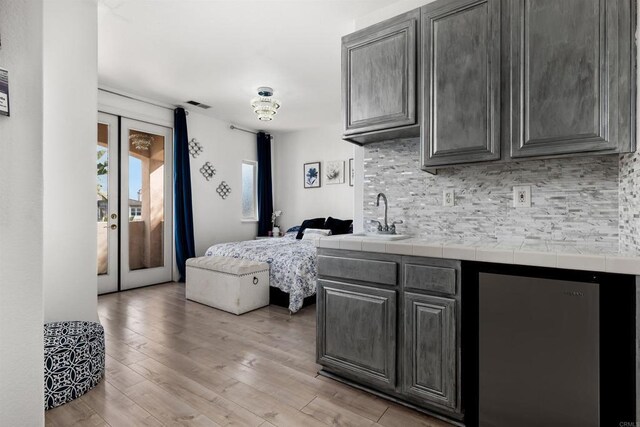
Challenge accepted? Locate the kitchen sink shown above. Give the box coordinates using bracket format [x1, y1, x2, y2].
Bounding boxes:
[351, 233, 411, 241]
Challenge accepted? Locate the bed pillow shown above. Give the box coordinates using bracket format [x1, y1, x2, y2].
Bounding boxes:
[285, 225, 301, 238]
[296, 218, 325, 239]
[302, 228, 332, 240]
[325, 217, 353, 236]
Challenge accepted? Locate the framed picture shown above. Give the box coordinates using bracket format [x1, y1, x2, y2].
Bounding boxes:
[0, 68, 9, 117]
[349, 158, 354, 187]
[303, 162, 321, 188]
[325, 160, 345, 185]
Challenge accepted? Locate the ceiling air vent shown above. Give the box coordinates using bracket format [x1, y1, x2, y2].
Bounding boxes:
[185, 100, 211, 109]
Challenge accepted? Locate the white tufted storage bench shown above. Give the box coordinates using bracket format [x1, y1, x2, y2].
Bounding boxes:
[186, 256, 270, 315]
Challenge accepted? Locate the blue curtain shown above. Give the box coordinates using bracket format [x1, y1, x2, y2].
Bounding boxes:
[257, 132, 273, 237]
[174, 108, 196, 281]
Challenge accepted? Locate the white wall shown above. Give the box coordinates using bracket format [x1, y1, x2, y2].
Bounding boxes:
[273, 125, 355, 231]
[43, 0, 99, 322]
[189, 114, 259, 254]
[355, 0, 432, 28]
[0, 1, 45, 425]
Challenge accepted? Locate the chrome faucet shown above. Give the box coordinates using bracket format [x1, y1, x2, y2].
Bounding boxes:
[376, 193, 388, 229]
[370, 192, 403, 234]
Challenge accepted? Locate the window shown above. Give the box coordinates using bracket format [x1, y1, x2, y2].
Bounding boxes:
[129, 206, 142, 219]
[241, 160, 258, 221]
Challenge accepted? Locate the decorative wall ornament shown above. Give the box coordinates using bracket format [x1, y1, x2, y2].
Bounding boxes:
[304, 162, 321, 189]
[216, 181, 232, 199]
[325, 160, 345, 185]
[188, 138, 203, 158]
[199, 162, 216, 181]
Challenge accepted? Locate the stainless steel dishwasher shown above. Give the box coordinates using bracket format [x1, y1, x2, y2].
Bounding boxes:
[478, 273, 600, 427]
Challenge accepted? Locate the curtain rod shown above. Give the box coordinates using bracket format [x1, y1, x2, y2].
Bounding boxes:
[229, 124, 273, 139]
[99, 88, 188, 115]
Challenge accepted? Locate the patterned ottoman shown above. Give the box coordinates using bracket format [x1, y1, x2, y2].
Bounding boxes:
[44, 321, 105, 410]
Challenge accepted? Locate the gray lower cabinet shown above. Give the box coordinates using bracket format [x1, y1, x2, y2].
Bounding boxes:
[317, 254, 397, 286]
[342, 9, 420, 145]
[317, 249, 463, 420]
[421, 0, 501, 168]
[510, 0, 635, 158]
[316, 279, 397, 392]
[403, 292, 457, 410]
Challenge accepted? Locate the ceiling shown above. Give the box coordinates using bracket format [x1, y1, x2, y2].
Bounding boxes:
[98, 0, 390, 132]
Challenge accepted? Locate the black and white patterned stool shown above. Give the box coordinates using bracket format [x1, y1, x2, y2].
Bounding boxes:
[44, 321, 105, 410]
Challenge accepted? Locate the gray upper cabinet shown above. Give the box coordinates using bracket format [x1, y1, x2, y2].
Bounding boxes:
[342, 9, 420, 144]
[510, 0, 635, 158]
[421, 0, 501, 167]
[343, 0, 635, 165]
[316, 279, 397, 392]
[403, 292, 458, 410]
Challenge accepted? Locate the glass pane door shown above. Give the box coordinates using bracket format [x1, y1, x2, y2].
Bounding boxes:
[120, 118, 173, 290]
[97, 112, 119, 294]
[128, 129, 165, 270]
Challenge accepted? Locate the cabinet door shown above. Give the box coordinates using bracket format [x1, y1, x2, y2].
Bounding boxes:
[317, 279, 396, 392]
[403, 292, 457, 410]
[510, 0, 634, 158]
[342, 9, 419, 138]
[421, 0, 501, 167]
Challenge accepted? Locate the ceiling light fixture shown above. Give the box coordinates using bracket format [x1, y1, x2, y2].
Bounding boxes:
[129, 133, 153, 150]
[251, 87, 280, 121]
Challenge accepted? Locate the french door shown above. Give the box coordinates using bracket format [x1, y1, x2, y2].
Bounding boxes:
[97, 113, 119, 294]
[97, 113, 173, 294]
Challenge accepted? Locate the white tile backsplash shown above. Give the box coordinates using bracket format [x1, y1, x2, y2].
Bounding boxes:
[363, 138, 634, 252]
[620, 151, 640, 253]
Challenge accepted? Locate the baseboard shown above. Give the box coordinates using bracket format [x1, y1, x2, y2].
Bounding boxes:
[317, 369, 464, 427]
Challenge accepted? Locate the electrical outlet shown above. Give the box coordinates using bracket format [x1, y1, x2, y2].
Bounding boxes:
[443, 189, 455, 207]
[513, 185, 531, 208]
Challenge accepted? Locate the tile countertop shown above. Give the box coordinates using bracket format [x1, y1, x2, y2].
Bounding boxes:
[313, 235, 640, 276]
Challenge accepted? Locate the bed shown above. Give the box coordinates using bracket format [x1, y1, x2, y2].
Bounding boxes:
[205, 232, 318, 313]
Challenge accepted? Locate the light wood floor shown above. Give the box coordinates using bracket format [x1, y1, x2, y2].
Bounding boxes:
[45, 283, 450, 427]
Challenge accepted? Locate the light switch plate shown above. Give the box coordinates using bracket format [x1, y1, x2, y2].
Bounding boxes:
[513, 185, 531, 208]
[443, 189, 455, 207]
[0, 67, 9, 117]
